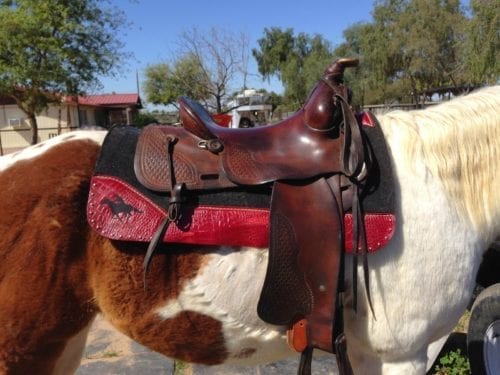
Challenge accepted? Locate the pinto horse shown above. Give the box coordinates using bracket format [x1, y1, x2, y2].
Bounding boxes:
[0, 86, 499, 374]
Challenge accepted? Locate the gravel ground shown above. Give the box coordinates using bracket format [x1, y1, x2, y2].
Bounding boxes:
[76, 315, 339, 375]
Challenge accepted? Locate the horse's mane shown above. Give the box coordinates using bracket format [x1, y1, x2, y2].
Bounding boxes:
[379, 86, 500, 239]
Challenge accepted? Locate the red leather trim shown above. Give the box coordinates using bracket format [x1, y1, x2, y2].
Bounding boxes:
[87, 176, 270, 247]
[88, 175, 395, 252]
[357, 111, 377, 127]
[344, 213, 396, 252]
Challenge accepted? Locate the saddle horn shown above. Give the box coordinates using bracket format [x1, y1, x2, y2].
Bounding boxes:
[325, 58, 359, 81]
[303, 57, 359, 131]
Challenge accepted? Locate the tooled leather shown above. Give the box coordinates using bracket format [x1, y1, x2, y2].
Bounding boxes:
[257, 211, 313, 325]
[134, 126, 236, 192]
[135, 128, 197, 188]
[257, 178, 343, 352]
[221, 146, 261, 184]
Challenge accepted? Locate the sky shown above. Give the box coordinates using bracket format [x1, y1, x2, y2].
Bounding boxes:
[99, 0, 377, 102]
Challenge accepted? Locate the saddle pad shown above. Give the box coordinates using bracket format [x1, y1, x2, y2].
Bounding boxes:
[87, 119, 396, 252]
[88, 174, 395, 251]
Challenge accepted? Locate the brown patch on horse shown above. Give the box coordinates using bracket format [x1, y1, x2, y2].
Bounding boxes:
[0, 139, 101, 373]
[130, 310, 227, 365]
[86, 236, 229, 364]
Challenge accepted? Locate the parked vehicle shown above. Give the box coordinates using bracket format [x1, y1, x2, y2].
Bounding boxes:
[228, 89, 273, 128]
[467, 241, 500, 375]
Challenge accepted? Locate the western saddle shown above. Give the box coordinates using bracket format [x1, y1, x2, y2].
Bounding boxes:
[134, 58, 372, 375]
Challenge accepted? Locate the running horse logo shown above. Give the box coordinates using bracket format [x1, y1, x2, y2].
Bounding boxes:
[101, 195, 142, 221]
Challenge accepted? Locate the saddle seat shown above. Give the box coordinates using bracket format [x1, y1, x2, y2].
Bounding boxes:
[179, 97, 341, 185]
[178, 57, 361, 186]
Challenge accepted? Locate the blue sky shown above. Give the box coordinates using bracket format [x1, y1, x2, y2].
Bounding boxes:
[99, 0, 376, 100]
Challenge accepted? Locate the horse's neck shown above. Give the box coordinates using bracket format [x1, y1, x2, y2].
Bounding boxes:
[379, 86, 500, 243]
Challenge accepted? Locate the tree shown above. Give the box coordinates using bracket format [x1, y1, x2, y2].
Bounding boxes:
[144, 27, 249, 114]
[462, 0, 499, 86]
[362, 0, 407, 103]
[143, 54, 210, 110]
[133, 111, 159, 128]
[0, 0, 128, 144]
[253, 28, 334, 108]
[335, 0, 471, 104]
[396, 0, 466, 101]
[334, 22, 375, 106]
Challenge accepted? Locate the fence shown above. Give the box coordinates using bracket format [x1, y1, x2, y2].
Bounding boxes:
[362, 102, 438, 115]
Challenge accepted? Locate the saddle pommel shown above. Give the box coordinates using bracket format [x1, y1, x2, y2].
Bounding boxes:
[302, 58, 358, 132]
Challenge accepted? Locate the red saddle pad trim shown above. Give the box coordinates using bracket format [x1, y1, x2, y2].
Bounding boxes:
[87, 175, 395, 252]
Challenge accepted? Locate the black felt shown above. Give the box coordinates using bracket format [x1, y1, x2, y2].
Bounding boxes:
[93, 121, 394, 213]
[360, 116, 395, 213]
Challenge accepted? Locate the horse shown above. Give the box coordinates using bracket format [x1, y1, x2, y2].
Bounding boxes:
[0, 85, 498, 375]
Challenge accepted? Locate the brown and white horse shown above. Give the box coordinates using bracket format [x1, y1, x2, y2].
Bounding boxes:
[1, 86, 499, 374]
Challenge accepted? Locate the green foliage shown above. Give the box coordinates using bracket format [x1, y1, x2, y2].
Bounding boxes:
[332, 0, 498, 105]
[433, 349, 471, 375]
[398, 0, 466, 99]
[144, 27, 249, 114]
[144, 54, 210, 109]
[173, 360, 189, 375]
[0, 0, 128, 144]
[253, 28, 334, 108]
[462, 0, 499, 85]
[132, 111, 159, 128]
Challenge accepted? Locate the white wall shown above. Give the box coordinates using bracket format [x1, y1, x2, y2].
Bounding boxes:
[0, 103, 80, 151]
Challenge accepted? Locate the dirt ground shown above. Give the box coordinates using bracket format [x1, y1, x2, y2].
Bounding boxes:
[76, 314, 468, 374]
[76, 315, 339, 375]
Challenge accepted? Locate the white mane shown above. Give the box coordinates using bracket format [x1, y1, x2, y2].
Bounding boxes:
[379, 86, 500, 241]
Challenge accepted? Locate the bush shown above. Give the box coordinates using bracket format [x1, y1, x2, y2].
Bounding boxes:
[433, 349, 471, 375]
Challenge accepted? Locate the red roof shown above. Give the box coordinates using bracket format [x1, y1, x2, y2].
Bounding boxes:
[68, 93, 142, 108]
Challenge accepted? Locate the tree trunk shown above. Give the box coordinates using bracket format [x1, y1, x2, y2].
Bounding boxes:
[28, 113, 38, 145]
[57, 106, 62, 135]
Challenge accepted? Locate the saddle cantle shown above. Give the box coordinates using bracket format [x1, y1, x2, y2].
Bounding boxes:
[87, 58, 397, 375]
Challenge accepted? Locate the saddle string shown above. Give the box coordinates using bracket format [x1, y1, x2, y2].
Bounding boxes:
[331, 174, 353, 375]
[345, 112, 375, 317]
[322, 78, 375, 317]
[143, 136, 186, 289]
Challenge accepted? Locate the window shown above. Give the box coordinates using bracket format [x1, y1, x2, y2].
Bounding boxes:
[8, 118, 21, 127]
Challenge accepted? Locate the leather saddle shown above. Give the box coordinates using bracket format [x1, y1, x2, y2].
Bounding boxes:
[133, 58, 371, 375]
[135, 57, 366, 190]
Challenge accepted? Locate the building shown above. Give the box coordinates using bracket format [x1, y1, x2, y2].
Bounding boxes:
[0, 93, 142, 154]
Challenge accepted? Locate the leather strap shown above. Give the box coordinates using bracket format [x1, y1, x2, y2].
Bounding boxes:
[335, 334, 354, 375]
[143, 137, 186, 288]
[298, 346, 313, 375]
